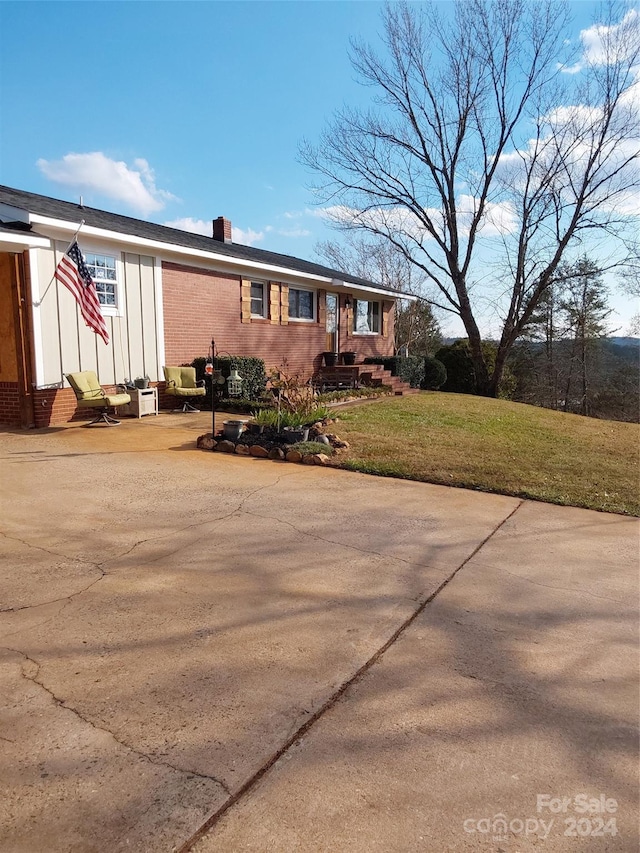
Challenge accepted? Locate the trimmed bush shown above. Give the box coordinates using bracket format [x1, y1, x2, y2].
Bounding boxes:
[434, 340, 514, 397]
[434, 341, 481, 394]
[191, 355, 267, 403]
[421, 357, 447, 390]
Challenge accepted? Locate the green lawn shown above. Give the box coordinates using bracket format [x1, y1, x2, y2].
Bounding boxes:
[335, 393, 640, 516]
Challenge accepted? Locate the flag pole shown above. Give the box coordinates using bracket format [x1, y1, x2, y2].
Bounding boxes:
[33, 219, 86, 307]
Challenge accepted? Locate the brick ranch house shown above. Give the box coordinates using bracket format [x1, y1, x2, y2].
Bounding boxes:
[0, 185, 414, 428]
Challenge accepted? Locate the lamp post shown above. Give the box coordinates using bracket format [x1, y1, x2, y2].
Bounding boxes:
[206, 338, 243, 447]
[206, 338, 225, 443]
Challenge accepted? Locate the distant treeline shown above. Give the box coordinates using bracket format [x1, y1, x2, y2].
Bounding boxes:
[508, 338, 639, 423]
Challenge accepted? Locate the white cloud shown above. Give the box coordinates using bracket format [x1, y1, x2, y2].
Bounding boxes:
[581, 8, 638, 66]
[457, 195, 518, 236]
[555, 10, 639, 75]
[312, 198, 517, 240]
[232, 226, 264, 246]
[163, 215, 265, 246]
[277, 227, 312, 238]
[163, 217, 212, 236]
[557, 61, 583, 75]
[37, 152, 176, 216]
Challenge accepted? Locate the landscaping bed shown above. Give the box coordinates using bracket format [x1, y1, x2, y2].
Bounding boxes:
[197, 419, 350, 466]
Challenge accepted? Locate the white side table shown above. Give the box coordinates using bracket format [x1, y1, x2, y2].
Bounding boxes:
[122, 387, 158, 418]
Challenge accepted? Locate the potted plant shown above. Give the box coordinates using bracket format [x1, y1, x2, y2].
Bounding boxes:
[222, 419, 246, 440]
[323, 351, 338, 367]
[134, 375, 150, 389]
[281, 411, 310, 443]
[341, 351, 357, 365]
[246, 408, 277, 434]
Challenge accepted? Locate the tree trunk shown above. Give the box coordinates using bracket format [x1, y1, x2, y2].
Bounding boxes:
[459, 298, 492, 395]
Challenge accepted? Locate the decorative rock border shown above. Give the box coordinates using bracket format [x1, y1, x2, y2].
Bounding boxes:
[196, 432, 349, 466]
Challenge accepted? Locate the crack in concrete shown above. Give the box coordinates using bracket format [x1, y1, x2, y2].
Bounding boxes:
[0, 528, 92, 563]
[0, 599, 73, 643]
[0, 569, 105, 614]
[0, 529, 106, 614]
[3, 645, 232, 797]
[240, 507, 448, 570]
[107, 472, 298, 568]
[0, 474, 296, 614]
[175, 499, 526, 853]
[473, 560, 629, 605]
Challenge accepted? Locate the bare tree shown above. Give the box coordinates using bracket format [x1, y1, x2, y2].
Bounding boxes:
[301, 0, 640, 396]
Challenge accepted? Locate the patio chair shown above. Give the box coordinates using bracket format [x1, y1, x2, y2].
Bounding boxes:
[163, 366, 206, 412]
[66, 371, 131, 426]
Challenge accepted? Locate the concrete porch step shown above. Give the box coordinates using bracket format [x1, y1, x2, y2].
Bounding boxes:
[355, 363, 418, 396]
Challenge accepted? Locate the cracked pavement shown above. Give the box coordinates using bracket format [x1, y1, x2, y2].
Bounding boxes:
[0, 413, 638, 852]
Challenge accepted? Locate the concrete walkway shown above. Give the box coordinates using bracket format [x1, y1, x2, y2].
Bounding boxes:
[0, 414, 637, 852]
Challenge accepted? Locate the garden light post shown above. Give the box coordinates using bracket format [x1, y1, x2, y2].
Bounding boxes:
[206, 338, 226, 443]
[206, 338, 243, 447]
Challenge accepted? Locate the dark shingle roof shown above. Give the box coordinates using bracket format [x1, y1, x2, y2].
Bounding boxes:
[0, 185, 403, 296]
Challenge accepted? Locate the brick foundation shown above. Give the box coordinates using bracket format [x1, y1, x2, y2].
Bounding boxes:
[0, 382, 21, 427]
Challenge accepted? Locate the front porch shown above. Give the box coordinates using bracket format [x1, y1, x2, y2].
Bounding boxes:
[313, 362, 419, 396]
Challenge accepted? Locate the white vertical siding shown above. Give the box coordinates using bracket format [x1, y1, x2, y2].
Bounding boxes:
[37, 244, 63, 385]
[123, 253, 144, 381]
[140, 255, 158, 379]
[32, 244, 161, 388]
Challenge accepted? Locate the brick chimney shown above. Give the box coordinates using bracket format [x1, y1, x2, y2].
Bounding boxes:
[213, 216, 232, 243]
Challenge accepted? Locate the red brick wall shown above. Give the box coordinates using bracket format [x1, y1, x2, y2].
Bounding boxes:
[162, 262, 394, 377]
[0, 382, 20, 426]
[29, 385, 135, 428]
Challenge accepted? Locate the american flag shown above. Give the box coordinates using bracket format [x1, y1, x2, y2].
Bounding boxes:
[54, 241, 109, 344]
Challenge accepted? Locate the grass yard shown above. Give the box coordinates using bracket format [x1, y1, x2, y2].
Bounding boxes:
[336, 392, 640, 516]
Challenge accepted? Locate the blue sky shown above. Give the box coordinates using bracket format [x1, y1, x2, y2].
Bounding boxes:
[0, 1, 636, 335]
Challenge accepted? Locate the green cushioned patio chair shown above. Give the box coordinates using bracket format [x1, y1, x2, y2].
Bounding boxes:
[163, 366, 206, 412]
[66, 371, 131, 426]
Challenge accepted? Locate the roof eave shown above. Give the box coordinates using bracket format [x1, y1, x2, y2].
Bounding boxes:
[28, 213, 408, 299]
[0, 230, 50, 250]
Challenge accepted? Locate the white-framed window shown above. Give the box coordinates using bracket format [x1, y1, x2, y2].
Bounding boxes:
[250, 280, 268, 318]
[79, 247, 122, 316]
[353, 299, 380, 334]
[289, 287, 315, 321]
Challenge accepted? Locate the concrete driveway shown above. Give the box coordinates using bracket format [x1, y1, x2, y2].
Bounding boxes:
[0, 414, 637, 852]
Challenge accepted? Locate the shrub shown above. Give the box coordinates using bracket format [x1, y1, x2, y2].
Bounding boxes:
[270, 362, 333, 425]
[191, 355, 267, 402]
[310, 404, 332, 421]
[434, 340, 515, 397]
[434, 342, 478, 393]
[421, 357, 447, 390]
[251, 408, 279, 427]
